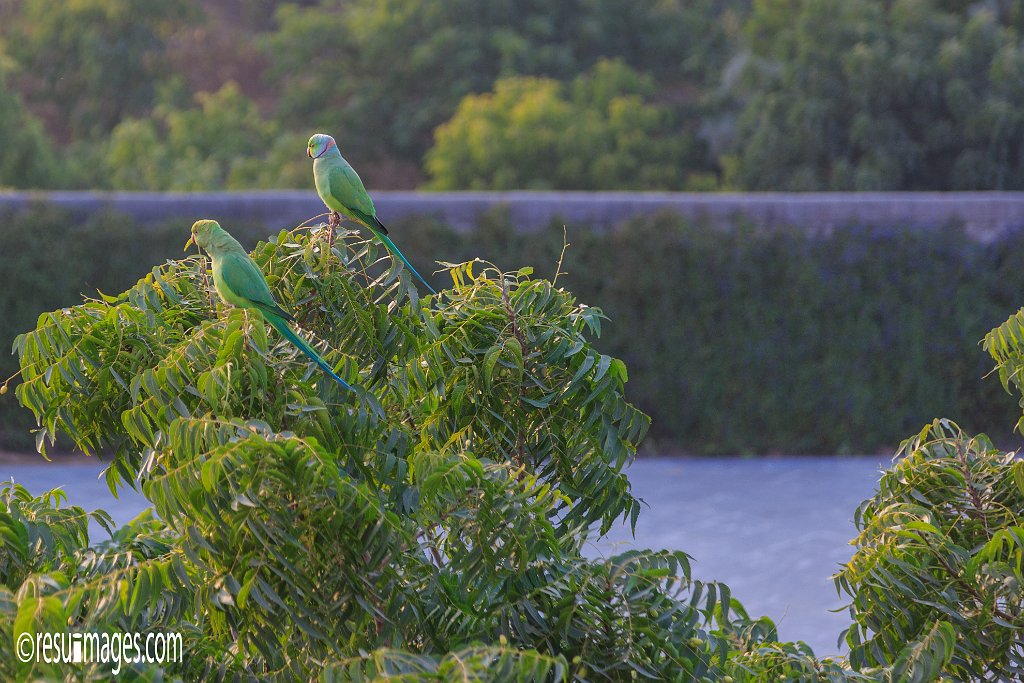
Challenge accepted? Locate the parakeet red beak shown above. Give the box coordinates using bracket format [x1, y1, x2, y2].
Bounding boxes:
[307, 148, 313, 158]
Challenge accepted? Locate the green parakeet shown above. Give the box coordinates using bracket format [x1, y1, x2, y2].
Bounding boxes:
[307, 133, 437, 294]
[186, 219, 354, 392]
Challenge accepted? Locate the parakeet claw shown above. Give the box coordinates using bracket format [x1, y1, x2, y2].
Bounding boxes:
[324, 212, 342, 246]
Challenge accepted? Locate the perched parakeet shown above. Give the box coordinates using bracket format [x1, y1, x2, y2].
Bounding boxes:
[185, 219, 354, 392]
[307, 133, 437, 294]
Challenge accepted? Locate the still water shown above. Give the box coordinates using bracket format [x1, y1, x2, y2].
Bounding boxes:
[4, 455, 889, 655]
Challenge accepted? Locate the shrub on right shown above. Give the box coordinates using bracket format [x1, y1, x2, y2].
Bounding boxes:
[836, 419, 1024, 680]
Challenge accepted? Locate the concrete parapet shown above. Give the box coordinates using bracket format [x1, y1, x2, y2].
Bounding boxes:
[3, 191, 1024, 240]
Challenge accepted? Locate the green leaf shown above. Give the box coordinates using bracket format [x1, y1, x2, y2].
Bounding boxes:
[483, 344, 501, 389]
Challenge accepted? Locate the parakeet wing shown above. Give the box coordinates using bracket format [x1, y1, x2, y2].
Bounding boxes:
[326, 162, 376, 218]
[220, 251, 293, 321]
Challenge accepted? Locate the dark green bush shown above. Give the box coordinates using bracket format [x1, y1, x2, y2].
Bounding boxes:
[2, 203, 1021, 454]
[835, 419, 1024, 679]
[395, 209, 1021, 454]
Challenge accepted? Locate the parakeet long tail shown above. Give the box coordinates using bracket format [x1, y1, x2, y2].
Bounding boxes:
[369, 220, 437, 295]
[264, 312, 355, 392]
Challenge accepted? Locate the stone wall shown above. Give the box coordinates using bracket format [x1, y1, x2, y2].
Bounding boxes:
[3, 191, 1024, 240]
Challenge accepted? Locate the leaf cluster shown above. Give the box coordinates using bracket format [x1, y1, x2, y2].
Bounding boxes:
[9, 220, 1024, 680]
[836, 419, 1024, 680]
[425, 61, 708, 191]
[726, 0, 1024, 190]
[5, 227, 767, 680]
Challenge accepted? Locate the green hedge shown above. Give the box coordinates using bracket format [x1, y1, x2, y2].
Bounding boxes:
[393, 208, 1022, 454]
[2, 202, 1020, 453]
[0, 204, 266, 449]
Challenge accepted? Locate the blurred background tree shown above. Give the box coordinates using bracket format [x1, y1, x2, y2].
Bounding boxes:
[7, 0, 196, 141]
[267, 0, 736, 167]
[106, 83, 308, 190]
[426, 60, 711, 190]
[724, 0, 1024, 190]
[0, 62, 60, 189]
[0, 0, 747, 189]
[6, 0, 1024, 190]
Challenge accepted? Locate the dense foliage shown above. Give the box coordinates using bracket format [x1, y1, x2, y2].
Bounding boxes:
[3, 205, 1022, 454]
[7, 221, 1024, 680]
[2, 226, 789, 680]
[5, 0, 1024, 190]
[0, 0, 745, 190]
[426, 61, 711, 191]
[836, 419, 1024, 679]
[725, 0, 1024, 190]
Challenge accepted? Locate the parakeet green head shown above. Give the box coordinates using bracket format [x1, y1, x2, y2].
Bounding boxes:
[191, 219, 221, 248]
[307, 133, 337, 159]
[186, 219, 245, 255]
[185, 219, 226, 253]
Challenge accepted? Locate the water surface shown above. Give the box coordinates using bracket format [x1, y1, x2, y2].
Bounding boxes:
[4, 455, 889, 655]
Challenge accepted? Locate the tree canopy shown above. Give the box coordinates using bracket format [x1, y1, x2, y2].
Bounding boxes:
[106, 83, 308, 191]
[426, 61, 709, 191]
[724, 0, 1024, 190]
[7, 0, 195, 140]
[4, 225, 1022, 679]
[3, 0, 1024, 189]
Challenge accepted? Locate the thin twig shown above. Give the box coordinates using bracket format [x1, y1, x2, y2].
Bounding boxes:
[290, 212, 333, 234]
[552, 225, 570, 287]
[415, 527, 444, 566]
[919, 532, 1020, 626]
[955, 441, 989, 534]
[200, 256, 216, 314]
